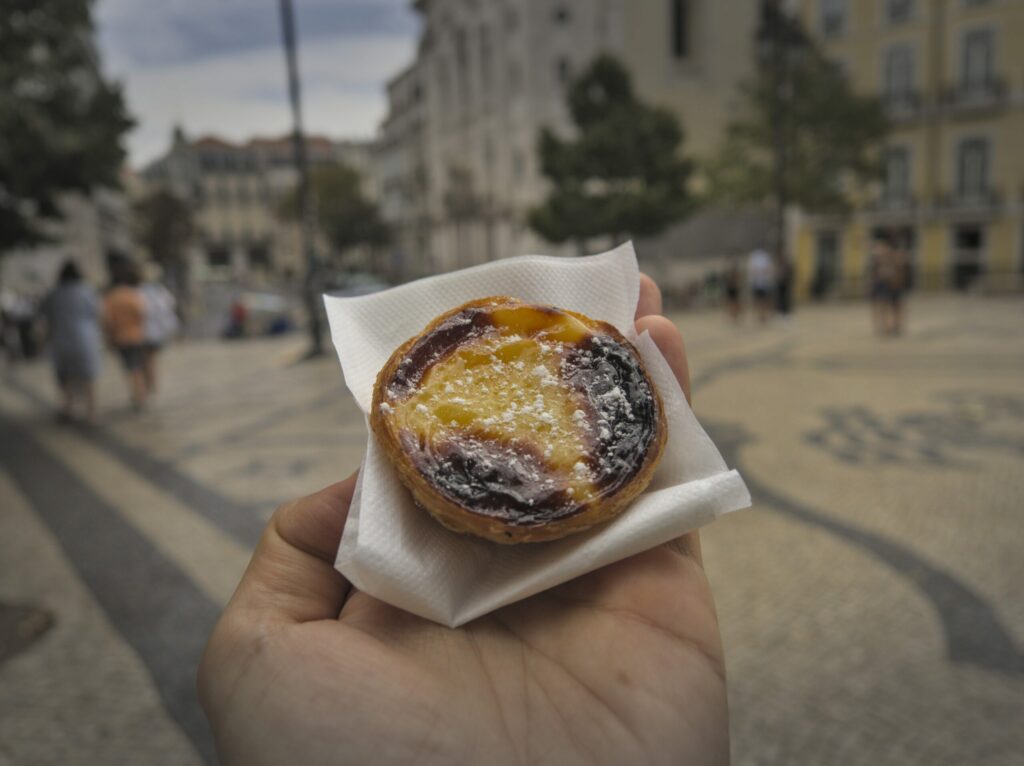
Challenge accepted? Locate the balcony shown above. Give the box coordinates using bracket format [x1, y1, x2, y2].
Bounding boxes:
[934, 189, 1003, 219]
[883, 91, 923, 123]
[942, 78, 1008, 116]
[868, 193, 917, 220]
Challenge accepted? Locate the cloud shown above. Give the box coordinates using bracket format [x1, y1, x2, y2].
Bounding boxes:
[120, 35, 416, 166]
[93, 0, 419, 166]
[96, 0, 417, 68]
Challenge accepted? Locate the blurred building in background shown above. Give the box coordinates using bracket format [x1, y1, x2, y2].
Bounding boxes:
[410, 0, 624, 272]
[373, 62, 431, 280]
[0, 186, 133, 297]
[376, 0, 767, 279]
[793, 0, 1024, 298]
[621, 1, 770, 290]
[141, 127, 373, 283]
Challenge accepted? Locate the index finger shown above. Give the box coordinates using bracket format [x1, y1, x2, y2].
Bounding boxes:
[636, 273, 663, 319]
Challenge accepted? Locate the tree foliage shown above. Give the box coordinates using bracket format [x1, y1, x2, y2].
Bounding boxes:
[133, 189, 194, 269]
[529, 55, 693, 249]
[0, 0, 134, 252]
[706, 18, 888, 215]
[278, 160, 388, 256]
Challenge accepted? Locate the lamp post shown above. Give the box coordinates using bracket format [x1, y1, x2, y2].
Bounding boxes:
[278, 0, 324, 356]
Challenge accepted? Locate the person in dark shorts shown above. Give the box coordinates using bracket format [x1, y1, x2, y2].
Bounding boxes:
[103, 263, 148, 410]
[723, 257, 743, 323]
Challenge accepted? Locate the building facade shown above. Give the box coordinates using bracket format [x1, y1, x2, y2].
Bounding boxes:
[141, 129, 374, 281]
[376, 0, 764, 279]
[793, 0, 1024, 297]
[0, 187, 132, 297]
[413, 0, 625, 273]
[373, 62, 431, 280]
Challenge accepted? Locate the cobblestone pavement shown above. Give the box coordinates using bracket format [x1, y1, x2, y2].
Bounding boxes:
[1, 294, 1022, 765]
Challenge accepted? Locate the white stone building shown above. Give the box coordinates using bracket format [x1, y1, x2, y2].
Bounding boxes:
[376, 0, 769, 282]
[0, 187, 133, 297]
[374, 62, 431, 280]
[412, 0, 627, 273]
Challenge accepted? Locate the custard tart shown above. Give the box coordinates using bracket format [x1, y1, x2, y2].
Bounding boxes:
[370, 297, 666, 543]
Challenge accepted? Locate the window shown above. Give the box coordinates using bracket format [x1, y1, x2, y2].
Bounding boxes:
[884, 45, 914, 98]
[957, 138, 989, 197]
[249, 243, 270, 268]
[483, 134, 494, 168]
[507, 61, 523, 97]
[671, 0, 690, 60]
[883, 146, 911, 200]
[820, 0, 846, 37]
[512, 150, 525, 181]
[886, 0, 913, 24]
[961, 29, 994, 88]
[436, 58, 452, 106]
[208, 246, 230, 268]
[455, 28, 471, 104]
[480, 25, 492, 90]
[556, 57, 571, 85]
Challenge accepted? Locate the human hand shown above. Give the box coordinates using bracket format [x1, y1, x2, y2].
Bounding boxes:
[198, 276, 727, 765]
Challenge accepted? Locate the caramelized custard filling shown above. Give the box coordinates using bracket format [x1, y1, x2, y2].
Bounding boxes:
[380, 303, 659, 524]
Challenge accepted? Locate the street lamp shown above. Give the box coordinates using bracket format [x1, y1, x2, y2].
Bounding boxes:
[278, 0, 324, 356]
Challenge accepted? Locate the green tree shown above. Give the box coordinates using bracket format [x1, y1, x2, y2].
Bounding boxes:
[0, 0, 134, 253]
[706, 3, 888, 255]
[133, 188, 194, 298]
[529, 55, 694, 255]
[278, 160, 388, 260]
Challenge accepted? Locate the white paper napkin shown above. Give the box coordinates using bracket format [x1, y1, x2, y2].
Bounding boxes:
[324, 242, 751, 627]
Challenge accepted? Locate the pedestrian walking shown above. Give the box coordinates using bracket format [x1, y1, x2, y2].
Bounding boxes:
[41, 260, 102, 423]
[723, 257, 744, 324]
[872, 238, 910, 336]
[103, 263, 148, 411]
[747, 246, 776, 324]
[774, 253, 794, 317]
[139, 263, 179, 396]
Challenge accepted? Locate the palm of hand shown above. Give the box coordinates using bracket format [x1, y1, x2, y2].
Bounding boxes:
[202, 524, 725, 766]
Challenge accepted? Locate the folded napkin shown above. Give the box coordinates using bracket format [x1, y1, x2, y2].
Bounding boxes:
[324, 242, 750, 627]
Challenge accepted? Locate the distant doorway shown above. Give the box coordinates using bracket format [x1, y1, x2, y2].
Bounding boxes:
[951, 225, 984, 290]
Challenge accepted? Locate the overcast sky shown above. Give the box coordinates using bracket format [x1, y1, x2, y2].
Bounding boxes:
[95, 0, 420, 168]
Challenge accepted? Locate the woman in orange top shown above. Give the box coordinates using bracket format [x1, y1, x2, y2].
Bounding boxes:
[103, 265, 148, 410]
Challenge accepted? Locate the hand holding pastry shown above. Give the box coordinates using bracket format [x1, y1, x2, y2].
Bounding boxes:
[199, 275, 726, 766]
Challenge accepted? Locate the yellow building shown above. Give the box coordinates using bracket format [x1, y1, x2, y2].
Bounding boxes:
[793, 0, 1024, 298]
